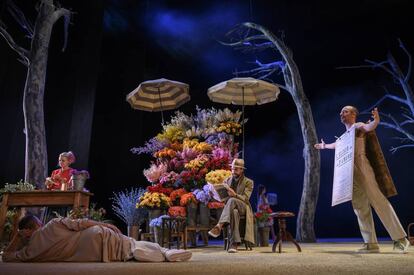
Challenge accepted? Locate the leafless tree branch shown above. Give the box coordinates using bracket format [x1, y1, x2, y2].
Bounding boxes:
[398, 39, 412, 82]
[362, 94, 408, 113]
[6, 0, 34, 38]
[390, 144, 414, 154]
[0, 22, 30, 66]
[51, 6, 71, 52]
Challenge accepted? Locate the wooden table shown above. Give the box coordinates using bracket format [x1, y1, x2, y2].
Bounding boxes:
[0, 190, 93, 240]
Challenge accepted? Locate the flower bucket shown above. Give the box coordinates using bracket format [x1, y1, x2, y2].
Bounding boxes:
[199, 203, 210, 227]
[258, 226, 270, 247]
[186, 202, 197, 227]
[72, 175, 86, 191]
[127, 225, 139, 240]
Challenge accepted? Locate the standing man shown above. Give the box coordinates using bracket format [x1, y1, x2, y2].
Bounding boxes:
[208, 158, 255, 253]
[315, 106, 410, 253]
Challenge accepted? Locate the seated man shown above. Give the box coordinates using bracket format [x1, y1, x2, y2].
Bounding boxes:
[2, 215, 191, 262]
[208, 158, 255, 253]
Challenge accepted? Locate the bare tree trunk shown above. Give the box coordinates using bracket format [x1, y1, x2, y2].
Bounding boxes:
[0, 0, 71, 188]
[250, 23, 320, 242]
[222, 22, 320, 241]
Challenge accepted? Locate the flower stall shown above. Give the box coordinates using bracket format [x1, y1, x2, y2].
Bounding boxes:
[132, 107, 243, 243]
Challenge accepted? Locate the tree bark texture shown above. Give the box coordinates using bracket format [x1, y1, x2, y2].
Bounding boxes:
[0, 0, 70, 188]
[232, 23, 321, 242]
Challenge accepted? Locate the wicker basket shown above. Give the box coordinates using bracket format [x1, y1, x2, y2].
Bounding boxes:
[408, 223, 414, 245]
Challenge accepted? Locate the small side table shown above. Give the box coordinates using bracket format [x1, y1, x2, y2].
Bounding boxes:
[271, 211, 302, 253]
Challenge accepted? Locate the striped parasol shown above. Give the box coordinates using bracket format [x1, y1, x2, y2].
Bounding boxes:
[208, 77, 280, 158]
[126, 78, 190, 124]
[207, 77, 279, 105]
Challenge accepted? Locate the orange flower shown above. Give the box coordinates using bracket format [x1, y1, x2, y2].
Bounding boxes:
[180, 193, 197, 206]
[168, 206, 187, 217]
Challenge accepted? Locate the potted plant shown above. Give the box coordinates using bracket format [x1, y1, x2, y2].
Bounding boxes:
[112, 187, 147, 240]
[255, 205, 273, 247]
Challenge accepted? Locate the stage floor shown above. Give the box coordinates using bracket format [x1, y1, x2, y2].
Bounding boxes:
[1, 240, 413, 275]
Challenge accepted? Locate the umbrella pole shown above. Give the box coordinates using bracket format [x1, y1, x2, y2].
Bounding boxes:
[158, 87, 164, 125]
[242, 86, 245, 159]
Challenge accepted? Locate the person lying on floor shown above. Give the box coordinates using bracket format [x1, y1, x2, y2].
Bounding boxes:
[2, 215, 192, 262]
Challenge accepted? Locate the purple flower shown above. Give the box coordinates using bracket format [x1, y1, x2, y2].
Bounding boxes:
[131, 137, 168, 155]
[192, 186, 211, 204]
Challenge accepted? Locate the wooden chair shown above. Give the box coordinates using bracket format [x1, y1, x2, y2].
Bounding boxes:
[223, 214, 253, 251]
[271, 211, 301, 253]
[160, 216, 187, 249]
[186, 225, 211, 247]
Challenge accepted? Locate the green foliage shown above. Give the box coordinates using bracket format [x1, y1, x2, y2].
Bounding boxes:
[54, 203, 112, 223]
[0, 180, 36, 193]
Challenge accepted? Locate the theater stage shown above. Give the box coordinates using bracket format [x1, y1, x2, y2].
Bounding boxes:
[1, 241, 413, 275]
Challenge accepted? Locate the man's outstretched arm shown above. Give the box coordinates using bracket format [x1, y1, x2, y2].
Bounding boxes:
[314, 138, 336, 150]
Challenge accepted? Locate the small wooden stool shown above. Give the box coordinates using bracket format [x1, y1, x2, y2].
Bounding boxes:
[271, 211, 301, 253]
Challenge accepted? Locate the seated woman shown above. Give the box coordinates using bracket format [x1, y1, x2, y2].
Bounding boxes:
[45, 151, 76, 191]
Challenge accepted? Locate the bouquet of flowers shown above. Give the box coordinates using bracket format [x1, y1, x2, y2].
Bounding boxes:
[168, 206, 187, 217]
[255, 204, 273, 227]
[207, 201, 225, 209]
[205, 169, 232, 185]
[149, 215, 170, 228]
[192, 184, 212, 205]
[137, 192, 171, 209]
[180, 192, 197, 206]
[143, 163, 168, 183]
[147, 183, 173, 195]
[169, 188, 187, 205]
[215, 121, 242, 136]
[111, 187, 147, 226]
[159, 171, 179, 187]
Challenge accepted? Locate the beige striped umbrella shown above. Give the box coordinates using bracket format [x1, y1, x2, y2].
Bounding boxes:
[207, 77, 280, 158]
[126, 78, 190, 124]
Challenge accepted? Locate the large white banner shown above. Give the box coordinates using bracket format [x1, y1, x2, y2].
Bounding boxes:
[332, 126, 355, 206]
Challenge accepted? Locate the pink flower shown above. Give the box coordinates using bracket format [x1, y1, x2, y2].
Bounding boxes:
[143, 162, 168, 183]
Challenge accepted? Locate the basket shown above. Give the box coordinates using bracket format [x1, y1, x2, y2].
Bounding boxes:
[408, 223, 414, 245]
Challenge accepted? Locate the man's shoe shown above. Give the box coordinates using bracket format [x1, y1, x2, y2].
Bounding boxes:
[208, 226, 221, 238]
[393, 238, 410, 254]
[228, 244, 238, 253]
[356, 243, 380, 253]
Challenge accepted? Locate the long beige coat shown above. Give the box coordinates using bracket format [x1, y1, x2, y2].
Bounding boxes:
[224, 175, 255, 244]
